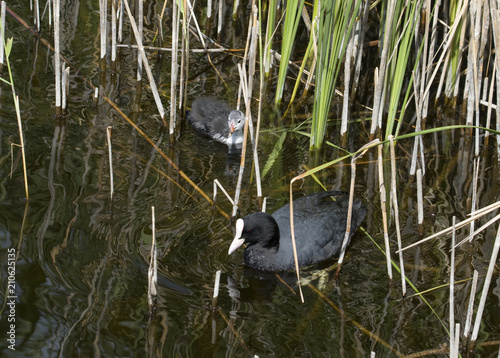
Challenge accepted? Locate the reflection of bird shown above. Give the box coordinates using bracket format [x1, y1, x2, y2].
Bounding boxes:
[187, 97, 245, 148]
[228, 191, 367, 271]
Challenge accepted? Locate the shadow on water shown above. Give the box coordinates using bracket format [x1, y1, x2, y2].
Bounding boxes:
[0, 1, 499, 358]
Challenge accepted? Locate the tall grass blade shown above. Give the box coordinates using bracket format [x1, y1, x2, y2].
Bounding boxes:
[275, 0, 305, 105]
[311, 0, 362, 150]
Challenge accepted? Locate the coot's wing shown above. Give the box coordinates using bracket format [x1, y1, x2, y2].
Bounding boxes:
[272, 192, 366, 267]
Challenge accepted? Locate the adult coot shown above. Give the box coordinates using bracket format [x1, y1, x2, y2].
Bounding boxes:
[228, 191, 367, 271]
[187, 97, 245, 148]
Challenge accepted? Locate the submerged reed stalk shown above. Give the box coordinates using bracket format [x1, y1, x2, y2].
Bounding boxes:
[148, 206, 158, 310]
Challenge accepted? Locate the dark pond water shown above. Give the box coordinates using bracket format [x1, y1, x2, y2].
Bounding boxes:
[0, 1, 499, 357]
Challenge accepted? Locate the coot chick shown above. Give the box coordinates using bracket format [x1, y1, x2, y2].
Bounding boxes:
[187, 97, 245, 148]
[228, 191, 367, 271]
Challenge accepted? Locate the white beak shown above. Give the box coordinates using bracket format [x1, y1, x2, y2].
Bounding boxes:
[228, 219, 245, 255]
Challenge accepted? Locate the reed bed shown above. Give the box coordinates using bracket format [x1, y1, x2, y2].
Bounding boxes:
[3, 0, 500, 356]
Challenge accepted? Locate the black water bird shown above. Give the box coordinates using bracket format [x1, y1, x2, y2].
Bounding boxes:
[228, 191, 367, 271]
[187, 97, 245, 149]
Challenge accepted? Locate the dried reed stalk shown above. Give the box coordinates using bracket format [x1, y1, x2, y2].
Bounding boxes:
[370, 0, 396, 137]
[15, 96, 29, 199]
[170, 0, 179, 133]
[389, 136, 405, 295]
[463, 270, 478, 337]
[148, 206, 158, 310]
[397, 200, 500, 253]
[337, 141, 373, 271]
[212, 270, 221, 308]
[0, 1, 6, 65]
[34, 0, 39, 31]
[470, 224, 500, 343]
[137, 0, 143, 81]
[377, 144, 392, 279]
[449, 216, 456, 357]
[416, 169, 424, 226]
[111, 0, 116, 62]
[62, 64, 70, 112]
[469, 157, 480, 240]
[99, 0, 107, 59]
[54, 0, 61, 112]
[106, 126, 114, 200]
[123, 0, 166, 125]
[213, 179, 234, 205]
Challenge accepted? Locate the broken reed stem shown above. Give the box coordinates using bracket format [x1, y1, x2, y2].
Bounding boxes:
[288, 179, 304, 303]
[453, 323, 460, 358]
[337, 141, 373, 269]
[122, 0, 166, 124]
[217, 0, 223, 34]
[106, 126, 114, 200]
[397, 200, 500, 253]
[449, 216, 456, 357]
[470, 223, 500, 343]
[341, 32, 354, 137]
[416, 168, 424, 226]
[99, 0, 106, 59]
[410, 71, 425, 176]
[389, 136, 406, 296]
[0, 1, 5, 65]
[115, 43, 230, 52]
[169, 0, 179, 134]
[212, 270, 221, 308]
[137, 0, 143, 81]
[148, 206, 158, 310]
[247, 5, 262, 200]
[463, 270, 478, 337]
[118, 0, 123, 42]
[469, 157, 480, 241]
[213, 179, 234, 205]
[231, 64, 249, 218]
[370, 0, 396, 136]
[377, 144, 392, 279]
[54, 0, 61, 112]
[337, 161, 356, 272]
